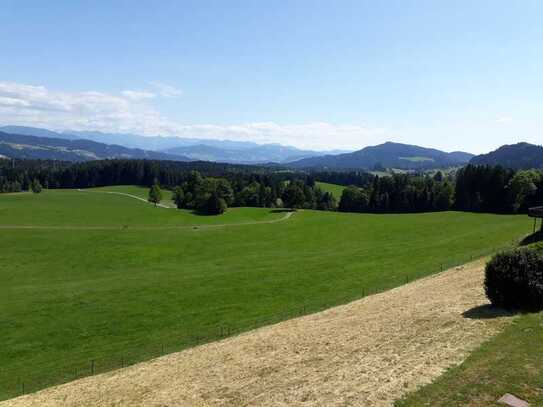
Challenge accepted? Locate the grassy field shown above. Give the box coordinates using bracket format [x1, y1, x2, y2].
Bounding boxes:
[315, 181, 345, 199]
[0, 187, 285, 226]
[397, 311, 543, 406]
[0, 187, 531, 400]
[89, 185, 176, 206]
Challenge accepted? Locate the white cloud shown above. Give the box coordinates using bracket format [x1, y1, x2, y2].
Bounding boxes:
[0, 81, 387, 150]
[148, 81, 183, 98]
[121, 90, 156, 100]
[496, 116, 513, 124]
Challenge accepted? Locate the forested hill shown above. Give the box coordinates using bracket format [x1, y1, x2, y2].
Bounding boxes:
[287, 142, 473, 170]
[470, 142, 543, 170]
[0, 131, 189, 162]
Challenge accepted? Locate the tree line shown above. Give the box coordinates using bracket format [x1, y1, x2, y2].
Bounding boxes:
[1, 159, 542, 214]
[337, 172, 455, 213]
[454, 164, 543, 213]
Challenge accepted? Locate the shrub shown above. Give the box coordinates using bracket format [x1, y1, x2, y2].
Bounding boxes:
[31, 179, 42, 193]
[485, 246, 543, 311]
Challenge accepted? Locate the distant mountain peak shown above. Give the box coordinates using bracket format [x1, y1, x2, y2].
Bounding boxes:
[288, 142, 473, 170]
[470, 142, 543, 170]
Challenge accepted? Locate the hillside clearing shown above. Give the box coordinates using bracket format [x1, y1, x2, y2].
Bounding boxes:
[1, 259, 514, 406]
[315, 181, 345, 199]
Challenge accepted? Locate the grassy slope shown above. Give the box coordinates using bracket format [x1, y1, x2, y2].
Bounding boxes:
[0, 188, 284, 226]
[89, 185, 176, 207]
[397, 311, 543, 406]
[0, 189, 530, 399]
[315, 181, 345, 199]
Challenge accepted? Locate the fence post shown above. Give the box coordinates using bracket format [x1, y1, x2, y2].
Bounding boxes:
[121, 356, 124, 368]
[21, 381, 25, 395]
[440, 264, 443, 272]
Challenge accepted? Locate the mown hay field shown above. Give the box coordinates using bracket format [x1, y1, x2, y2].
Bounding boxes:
[0, 186, 529, 400]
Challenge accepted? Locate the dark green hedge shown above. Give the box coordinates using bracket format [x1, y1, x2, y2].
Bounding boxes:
[485, 245, 543, 311]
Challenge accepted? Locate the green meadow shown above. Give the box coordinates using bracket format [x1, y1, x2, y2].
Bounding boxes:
[315, 181, 346, 199]
[0, 187, 530, 399]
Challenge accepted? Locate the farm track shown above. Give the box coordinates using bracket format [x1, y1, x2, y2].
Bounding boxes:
[2, 259, 515, 406]
[82, 190, 177, 209]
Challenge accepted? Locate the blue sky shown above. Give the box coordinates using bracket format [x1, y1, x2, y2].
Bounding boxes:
[1, 0, 542, 152]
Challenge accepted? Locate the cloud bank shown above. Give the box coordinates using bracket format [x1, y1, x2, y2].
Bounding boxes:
[0, 81, 386, 150]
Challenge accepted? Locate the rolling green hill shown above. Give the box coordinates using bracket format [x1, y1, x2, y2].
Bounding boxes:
[0, 189, 529, 399]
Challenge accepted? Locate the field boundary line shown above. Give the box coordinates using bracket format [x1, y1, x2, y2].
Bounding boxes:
[0, 211, 294, 230]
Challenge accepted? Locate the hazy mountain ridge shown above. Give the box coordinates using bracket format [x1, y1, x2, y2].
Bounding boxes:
[469, 142, 543, 170]
[0, 131, 188, 162]
[163, 143, 329, 164]
[0, 126, 347, 164]
[287, 142, 474, 170]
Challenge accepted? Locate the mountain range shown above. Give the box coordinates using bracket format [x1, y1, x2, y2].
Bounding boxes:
[0, 126, 343, 164]
[3, 125, 541, 172]
[0, 131, 187, 162]
[287, 142, 474, 170]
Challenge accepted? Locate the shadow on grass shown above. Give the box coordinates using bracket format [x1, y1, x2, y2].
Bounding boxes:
[269, 209, 296, 213]
[520, 231, 543, 246]
[462, 304, 518, 320]
[189, 210, 220, 217]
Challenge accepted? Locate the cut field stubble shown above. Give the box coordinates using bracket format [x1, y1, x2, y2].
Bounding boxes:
[2, 259, 515, 407]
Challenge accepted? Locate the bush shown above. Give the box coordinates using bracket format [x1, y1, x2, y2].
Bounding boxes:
[31, 179, 42, 193]
[485, 246, 543, 311]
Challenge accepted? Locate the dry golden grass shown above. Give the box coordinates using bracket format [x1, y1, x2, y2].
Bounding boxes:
[2, 259, 514, 407]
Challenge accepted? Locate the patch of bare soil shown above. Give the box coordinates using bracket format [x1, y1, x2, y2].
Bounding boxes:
[2, 259, 514, 407]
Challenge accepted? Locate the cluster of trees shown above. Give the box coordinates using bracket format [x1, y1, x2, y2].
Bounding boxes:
[145, 171, 337, 215]
[338, 172, 454, 213]
[455, 165, 543, 213]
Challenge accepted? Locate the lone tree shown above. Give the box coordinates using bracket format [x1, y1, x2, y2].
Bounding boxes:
[30, 179, 42, 194]
[148, 183, 162, 207]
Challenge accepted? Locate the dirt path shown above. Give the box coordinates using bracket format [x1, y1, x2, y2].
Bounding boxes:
[1, 259, 513, 407]
[83, 190, 176, 209]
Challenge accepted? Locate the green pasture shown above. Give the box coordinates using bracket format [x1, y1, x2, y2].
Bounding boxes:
[0, 187, 530, 400]
[315, 181, 345, 199]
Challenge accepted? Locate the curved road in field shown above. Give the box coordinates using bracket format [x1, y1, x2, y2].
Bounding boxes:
[83, 190, 176, 209]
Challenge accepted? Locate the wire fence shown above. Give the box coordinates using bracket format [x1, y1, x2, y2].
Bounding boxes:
[0, 240, 521, 401]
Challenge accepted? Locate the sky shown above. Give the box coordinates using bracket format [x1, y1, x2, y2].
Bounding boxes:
[1, 0, 542, 153]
